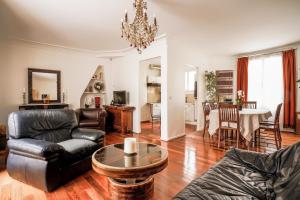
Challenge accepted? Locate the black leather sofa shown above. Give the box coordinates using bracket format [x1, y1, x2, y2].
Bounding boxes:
[174, 141, 300, 200]
[7, 109, 105, 192]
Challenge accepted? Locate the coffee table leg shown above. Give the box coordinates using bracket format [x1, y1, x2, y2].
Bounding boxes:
[108, 176, 154, 200]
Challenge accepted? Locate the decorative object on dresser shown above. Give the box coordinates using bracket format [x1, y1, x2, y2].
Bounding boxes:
[95, 96, 101, 108]
[7, 109, 105, 192]
[104, 105, 135, 133]
[76, 108, 107, 131]
[28, 68, 61, 104]
[174, 141, 300, 200]
[113, 90, 128, 105]
[121, 0, 159, 53]
[22, 88, 27, 104]
[92, 143, 168, 200]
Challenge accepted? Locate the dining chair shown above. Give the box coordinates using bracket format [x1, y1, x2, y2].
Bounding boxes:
[218, 104, 240, 149]
[258, 103, 283, 150]
[150, 103, 161, 129]
[209, 102, 218, 110]
[202, 102, 211, 138]
[242, 101, 257, 109]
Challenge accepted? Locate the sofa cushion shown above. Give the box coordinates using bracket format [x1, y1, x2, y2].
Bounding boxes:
[8, 138, 64, 160]
[174, 149, 274, 200]
[72, 128, 105, 143]
[58, 139, 99, 164]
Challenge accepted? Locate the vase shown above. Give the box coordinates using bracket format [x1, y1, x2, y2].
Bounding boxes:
[238, 105, 242, 110]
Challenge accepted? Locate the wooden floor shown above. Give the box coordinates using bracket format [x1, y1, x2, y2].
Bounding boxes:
[0, 125, 300, 200]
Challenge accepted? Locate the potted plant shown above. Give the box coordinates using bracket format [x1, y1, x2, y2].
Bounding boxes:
[236, 90, 245, 110]
[204, 71, 218, 102]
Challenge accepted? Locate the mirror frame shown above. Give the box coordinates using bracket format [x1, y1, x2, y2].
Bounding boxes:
[28, 68, 61, 104]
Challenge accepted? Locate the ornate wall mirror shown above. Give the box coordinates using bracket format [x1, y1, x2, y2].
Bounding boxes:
[28, 68, 61, 104]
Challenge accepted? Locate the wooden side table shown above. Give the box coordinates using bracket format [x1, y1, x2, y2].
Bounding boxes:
[104, 105, 135, 133]
[92, 143, 168, 200]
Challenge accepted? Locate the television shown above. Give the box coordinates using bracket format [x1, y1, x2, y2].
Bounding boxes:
[113, 90, 127, 105]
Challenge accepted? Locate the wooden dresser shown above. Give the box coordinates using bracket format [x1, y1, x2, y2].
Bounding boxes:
[104, 105, 135, 133]
[296, 112, 300, 134]
[19, 103, 69, 110]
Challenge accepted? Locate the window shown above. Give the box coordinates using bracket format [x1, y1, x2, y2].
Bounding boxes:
[185, 71, 196, 92]
[248, 53, 283, 120]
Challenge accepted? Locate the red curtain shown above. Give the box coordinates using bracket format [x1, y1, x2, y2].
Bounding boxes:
[282, 49, 296, 128]
[237, 57, 249, 101]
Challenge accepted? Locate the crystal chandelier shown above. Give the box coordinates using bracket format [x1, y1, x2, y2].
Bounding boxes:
[121, 0, 159, 53]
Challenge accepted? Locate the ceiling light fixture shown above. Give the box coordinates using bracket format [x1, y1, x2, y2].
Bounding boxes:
[121, 0, 159, 53]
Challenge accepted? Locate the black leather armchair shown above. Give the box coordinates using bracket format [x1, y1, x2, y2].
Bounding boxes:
[174, 141, 300, 200]
[7, 109, 105, 192]
[76, 108, 107, 131]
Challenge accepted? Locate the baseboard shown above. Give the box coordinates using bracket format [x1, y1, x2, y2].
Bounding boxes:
[161, 133, 186, 141]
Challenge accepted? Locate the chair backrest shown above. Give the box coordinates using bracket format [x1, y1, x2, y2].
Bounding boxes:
[209, 102, 219, 110]
[202, 102, 211, 117]
[274, 103, 283, 125]
[242, 101, 257, 109]
[150, 103, 161, 117]
[218, 104, 239, 124]
[8, 109, 78, 143]
[79, 108, 99, 120]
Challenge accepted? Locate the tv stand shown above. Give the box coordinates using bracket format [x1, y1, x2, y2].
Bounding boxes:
[104, 105, 135, 133]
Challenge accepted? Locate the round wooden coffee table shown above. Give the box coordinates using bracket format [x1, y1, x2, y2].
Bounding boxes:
[92, 143, 168, 200]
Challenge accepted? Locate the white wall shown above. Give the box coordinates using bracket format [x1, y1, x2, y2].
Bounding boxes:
[167, 38, 236, 138]
[110, 37, 168, 139]
[0, 39, 111, 124]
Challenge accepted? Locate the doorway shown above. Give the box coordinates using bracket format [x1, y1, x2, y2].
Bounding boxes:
[139, 57, 161, 138]
[184, 66, 198, 133]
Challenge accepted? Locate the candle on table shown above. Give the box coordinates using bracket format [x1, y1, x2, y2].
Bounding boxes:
[124, 138, 137, 154]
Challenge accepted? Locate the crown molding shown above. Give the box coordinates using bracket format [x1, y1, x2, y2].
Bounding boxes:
[95, 34, 167, 59]
[9, 37, 99, 54]
[7, 34, 167, 59]
[235, 41, 300, 58]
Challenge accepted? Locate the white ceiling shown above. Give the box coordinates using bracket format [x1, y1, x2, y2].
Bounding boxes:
[1, 0, 300, 55]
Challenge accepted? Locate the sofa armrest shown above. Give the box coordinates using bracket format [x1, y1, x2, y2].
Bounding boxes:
[71, 128, 105, 143]
[98, 109, 107, 118]
[8, 138, 64, 160]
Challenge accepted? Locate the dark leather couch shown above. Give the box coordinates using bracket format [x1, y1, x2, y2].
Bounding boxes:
[174, 141, 300, 200]
[7, 109, 105, 192]
[76, 108, 106, 131]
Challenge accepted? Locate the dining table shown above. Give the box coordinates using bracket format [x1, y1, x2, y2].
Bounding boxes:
[208, 108, 272, 142]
